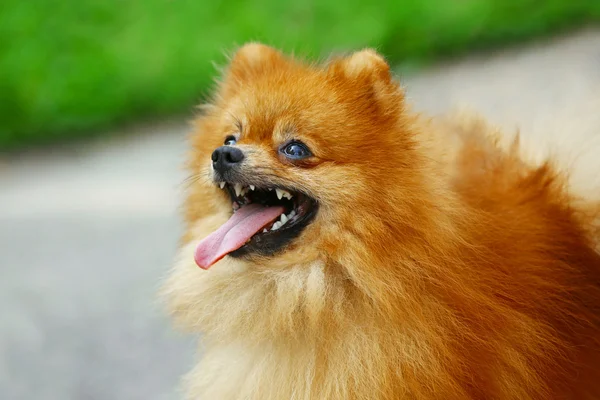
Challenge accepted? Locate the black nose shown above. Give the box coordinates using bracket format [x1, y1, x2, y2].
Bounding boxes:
[211, 146, 245, 172]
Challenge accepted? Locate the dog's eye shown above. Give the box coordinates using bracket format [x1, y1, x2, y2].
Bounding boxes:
[281, 141, 311, 160]
[224, 135, 237, 146]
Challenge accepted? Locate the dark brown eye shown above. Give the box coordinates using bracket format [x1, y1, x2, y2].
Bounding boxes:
[224, 135, 237, 146]
[281, 141, 311, 159]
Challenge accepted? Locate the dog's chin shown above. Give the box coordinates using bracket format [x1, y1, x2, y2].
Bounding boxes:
[216, 181, 319, 259]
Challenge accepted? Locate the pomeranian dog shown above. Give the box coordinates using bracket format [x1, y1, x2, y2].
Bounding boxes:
[164, 43, 600, 399]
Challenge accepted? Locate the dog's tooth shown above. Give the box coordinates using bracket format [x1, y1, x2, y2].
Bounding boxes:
[280, 213, 288, 224]
[275, 188, 283, 200]
[287, 210, 296, 219]
[234, 183, 242, 197]
[240, 186, 248, 197]
[249, 185, 255, 191]
[272, 221, 282, 230]
[262, 228, 268, 233]
[219, 182, 226, 189]
[268, 188, 273, 191]
[282, 190, 292, 200]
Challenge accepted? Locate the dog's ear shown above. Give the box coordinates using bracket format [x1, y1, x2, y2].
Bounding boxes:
[224, 43, 286, 85]
[327, 49, 392, 84]
[327, 49, 402, 113]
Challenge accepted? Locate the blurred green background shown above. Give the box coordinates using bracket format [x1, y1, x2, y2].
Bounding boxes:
[2, 0, 600, 150]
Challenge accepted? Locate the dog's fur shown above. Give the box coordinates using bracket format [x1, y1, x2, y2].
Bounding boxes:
[163, 44, 600, 399]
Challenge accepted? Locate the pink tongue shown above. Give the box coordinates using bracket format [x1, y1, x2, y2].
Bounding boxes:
[194, 203, 285, 269]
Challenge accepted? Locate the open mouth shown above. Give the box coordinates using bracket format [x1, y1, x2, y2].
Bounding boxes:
[193, 181, 318, 269]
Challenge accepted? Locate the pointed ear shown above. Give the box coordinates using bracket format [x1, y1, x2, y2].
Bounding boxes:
[327, 49, 392, 83]
[326, 49, 402, 112]
[225, 42, 286, 83]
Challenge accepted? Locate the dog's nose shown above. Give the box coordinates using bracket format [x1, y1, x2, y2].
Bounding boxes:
[211, 146, 245, 172]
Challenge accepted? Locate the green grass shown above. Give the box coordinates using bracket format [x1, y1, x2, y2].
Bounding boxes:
[1, 0, 600, 150]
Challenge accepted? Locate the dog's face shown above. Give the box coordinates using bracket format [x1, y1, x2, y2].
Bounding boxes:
[189, 44, 416, 269]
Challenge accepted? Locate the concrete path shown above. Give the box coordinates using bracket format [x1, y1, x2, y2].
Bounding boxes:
[1, 29, 599, 400]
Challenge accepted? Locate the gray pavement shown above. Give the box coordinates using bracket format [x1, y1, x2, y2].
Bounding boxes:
[1, 29, 599, 400]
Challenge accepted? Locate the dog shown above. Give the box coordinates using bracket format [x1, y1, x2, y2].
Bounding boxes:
[164, 43, 600, 399]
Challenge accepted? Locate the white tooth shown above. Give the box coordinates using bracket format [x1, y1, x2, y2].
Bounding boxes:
[289, 210, 296, 218]
[219, 182, 226, 189]
[234, 183, 242, 197]
[282, 190, 292, 199]
[250, 185, 255, 191]
[240, 187, 248, 197]
[263, 228, 268, 233]
[268, 188, 273, 191]
[275, 189, 283, 199]
[272, 221, 282, 230]
[280, 213, 288, 224]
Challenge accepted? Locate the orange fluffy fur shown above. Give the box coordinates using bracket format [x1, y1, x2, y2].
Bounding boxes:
[163, 44, 600, 399]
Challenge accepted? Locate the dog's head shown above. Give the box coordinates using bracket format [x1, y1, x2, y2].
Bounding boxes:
[188, 43, 421, 270]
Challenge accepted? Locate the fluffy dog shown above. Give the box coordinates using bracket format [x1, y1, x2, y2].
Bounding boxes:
[164, 43, 600, 399]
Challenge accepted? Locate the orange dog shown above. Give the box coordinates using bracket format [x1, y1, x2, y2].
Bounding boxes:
[164, 44, 600, 399]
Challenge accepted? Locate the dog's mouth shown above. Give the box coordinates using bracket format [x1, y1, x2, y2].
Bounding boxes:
[194, 182, 318, 269]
